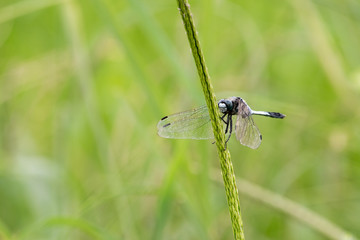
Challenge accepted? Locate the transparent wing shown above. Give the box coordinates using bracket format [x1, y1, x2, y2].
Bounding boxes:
[235, 114, 262, 149]
[157, 105, 215, 139]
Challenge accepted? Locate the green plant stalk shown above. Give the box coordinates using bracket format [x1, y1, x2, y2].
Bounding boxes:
[176, 0, 245, 239]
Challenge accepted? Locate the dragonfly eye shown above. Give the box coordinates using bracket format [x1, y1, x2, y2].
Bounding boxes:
[218, 99, 233, 113]
[218, 102, 227, 113]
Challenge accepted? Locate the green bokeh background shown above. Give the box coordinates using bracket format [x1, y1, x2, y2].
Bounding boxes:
[1, 0, 359, 239]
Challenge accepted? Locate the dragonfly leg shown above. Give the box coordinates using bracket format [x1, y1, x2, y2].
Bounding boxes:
[213, 114, 230, 145]
[214, 114, 232, 147]
[225, 116, 233, 144]
[224, 114, 231, 135]
[221, 113, 228, 124]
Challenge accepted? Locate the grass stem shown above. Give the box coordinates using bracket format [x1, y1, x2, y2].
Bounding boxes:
[176, 0, 245, 239]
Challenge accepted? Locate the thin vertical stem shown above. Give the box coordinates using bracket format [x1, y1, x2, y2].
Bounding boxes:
[176, 0, 245, 239]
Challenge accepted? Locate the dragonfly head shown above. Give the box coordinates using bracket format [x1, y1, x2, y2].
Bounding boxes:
[218, 99, 233, 113]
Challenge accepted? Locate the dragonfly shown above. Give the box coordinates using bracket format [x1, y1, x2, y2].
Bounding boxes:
[157, 96, 285, 149]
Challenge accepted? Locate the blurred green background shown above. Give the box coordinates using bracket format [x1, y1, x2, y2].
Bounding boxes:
[1, 0, 360, 239]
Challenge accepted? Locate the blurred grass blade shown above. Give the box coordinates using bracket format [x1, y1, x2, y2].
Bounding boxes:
[290, 0, 358, 108]
[90, 0, 163, 116]
[0, 0, 62, 24]
[20, 217, 115, 240]
[126, 0, 202, 102]
[61, 0, 109, 168]
[151, 143, 185, 240]
[60, 1, 142, 239]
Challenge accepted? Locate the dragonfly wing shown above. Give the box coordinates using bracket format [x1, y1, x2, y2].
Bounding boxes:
[157, 105, 214, 139]
[235, 114, 262, 149]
